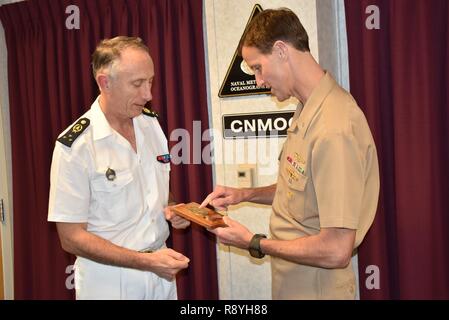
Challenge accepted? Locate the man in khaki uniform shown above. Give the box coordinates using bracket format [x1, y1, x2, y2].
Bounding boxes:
[199, 8, 379, 299]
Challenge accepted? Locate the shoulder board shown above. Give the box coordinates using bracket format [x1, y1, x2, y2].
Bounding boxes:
[142, 107, 159, 118]
[57, 118, 90, 148]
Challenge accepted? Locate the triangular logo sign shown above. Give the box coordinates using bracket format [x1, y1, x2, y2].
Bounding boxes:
[218, 4, 271, 98]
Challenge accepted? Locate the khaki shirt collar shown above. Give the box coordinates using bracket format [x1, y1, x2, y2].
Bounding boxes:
[287, 72, 336, 138]
[287, 103, 303, 133]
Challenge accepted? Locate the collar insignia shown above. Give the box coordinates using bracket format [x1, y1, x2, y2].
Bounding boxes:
[142, 107, 159, 118]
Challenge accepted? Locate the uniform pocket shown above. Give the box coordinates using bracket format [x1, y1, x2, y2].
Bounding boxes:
[91, 170, 133, 192]
[280, 168, 308, 221]
[153, 162, 170, 205]
[90, 170, 134, 221]
[157, 162, 170, 171]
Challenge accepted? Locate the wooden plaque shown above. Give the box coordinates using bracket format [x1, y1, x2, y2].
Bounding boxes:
[172, 202, 228, 229]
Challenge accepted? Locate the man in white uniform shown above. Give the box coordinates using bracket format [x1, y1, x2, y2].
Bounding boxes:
[48, 37, 190, 299]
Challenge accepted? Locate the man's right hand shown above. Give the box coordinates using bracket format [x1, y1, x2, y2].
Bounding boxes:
[199, 185, 246, 210]
[143, 248, 190, 281]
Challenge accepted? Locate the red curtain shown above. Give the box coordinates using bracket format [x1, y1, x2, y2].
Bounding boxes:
[0, 0, 217, 299]
[345, 0, 449, 299]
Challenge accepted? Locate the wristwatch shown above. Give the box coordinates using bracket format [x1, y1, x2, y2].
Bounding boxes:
[248, 234, 267, 259]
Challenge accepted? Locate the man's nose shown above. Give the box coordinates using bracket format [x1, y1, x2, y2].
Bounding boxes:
[141, 83, 152, 101]
[255, 74, 265, 88]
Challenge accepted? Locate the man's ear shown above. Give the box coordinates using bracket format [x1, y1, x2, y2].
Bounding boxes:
[273, 40, 288, 60]
[97, 74, 110, 91]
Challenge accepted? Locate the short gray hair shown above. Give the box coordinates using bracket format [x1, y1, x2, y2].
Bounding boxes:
[91, 36, 150, 79]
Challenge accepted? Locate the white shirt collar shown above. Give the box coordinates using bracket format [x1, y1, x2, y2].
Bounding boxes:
[90, 96, 114, 141]
[90, 96, 153, 141]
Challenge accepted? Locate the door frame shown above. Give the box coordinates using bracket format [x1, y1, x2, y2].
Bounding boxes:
[0, 19, 15, 300]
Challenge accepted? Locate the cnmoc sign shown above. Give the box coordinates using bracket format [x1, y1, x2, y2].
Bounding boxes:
[223, 111, 295, 139]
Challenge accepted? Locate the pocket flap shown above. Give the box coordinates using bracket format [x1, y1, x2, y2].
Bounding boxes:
[157, 162, 171, 171]
[91, 170, 133, 192]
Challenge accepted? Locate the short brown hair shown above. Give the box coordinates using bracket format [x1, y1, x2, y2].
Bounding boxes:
[238, 8, 310, 55]
[91, 36, 150, 78]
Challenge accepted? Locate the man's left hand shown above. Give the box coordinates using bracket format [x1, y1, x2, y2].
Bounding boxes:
[164, 204, 191, 229]
[208, 216, 253, 249]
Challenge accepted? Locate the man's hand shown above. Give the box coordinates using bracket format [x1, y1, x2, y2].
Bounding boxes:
[200, 185, 245, 210]
[164, 203, 191, 229]
[208, 216, 253, 249]
[143, 248, 190, 281]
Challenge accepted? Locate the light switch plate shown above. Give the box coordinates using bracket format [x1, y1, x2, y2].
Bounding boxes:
[237, 164, 256, 188]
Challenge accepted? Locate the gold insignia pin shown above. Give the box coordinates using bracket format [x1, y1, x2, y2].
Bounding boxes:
[294, 152, 306, 164]
[72, 124, 83, 133]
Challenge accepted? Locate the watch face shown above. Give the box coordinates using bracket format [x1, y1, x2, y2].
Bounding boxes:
[249, 234, 266, 259]
[249, 248, 264, 259]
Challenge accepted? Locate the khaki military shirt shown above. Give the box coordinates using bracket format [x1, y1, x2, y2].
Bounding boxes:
[271, 72, 380, 299]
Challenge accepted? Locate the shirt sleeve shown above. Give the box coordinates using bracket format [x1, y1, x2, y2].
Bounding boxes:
[311, 132, 365, 229]
[48, 144, 90, 223]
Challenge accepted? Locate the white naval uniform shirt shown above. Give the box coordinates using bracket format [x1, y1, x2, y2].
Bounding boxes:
[48, 98, 174, 299]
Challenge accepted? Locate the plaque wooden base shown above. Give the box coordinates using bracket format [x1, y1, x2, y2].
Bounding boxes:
[172, 202, 228, 229]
